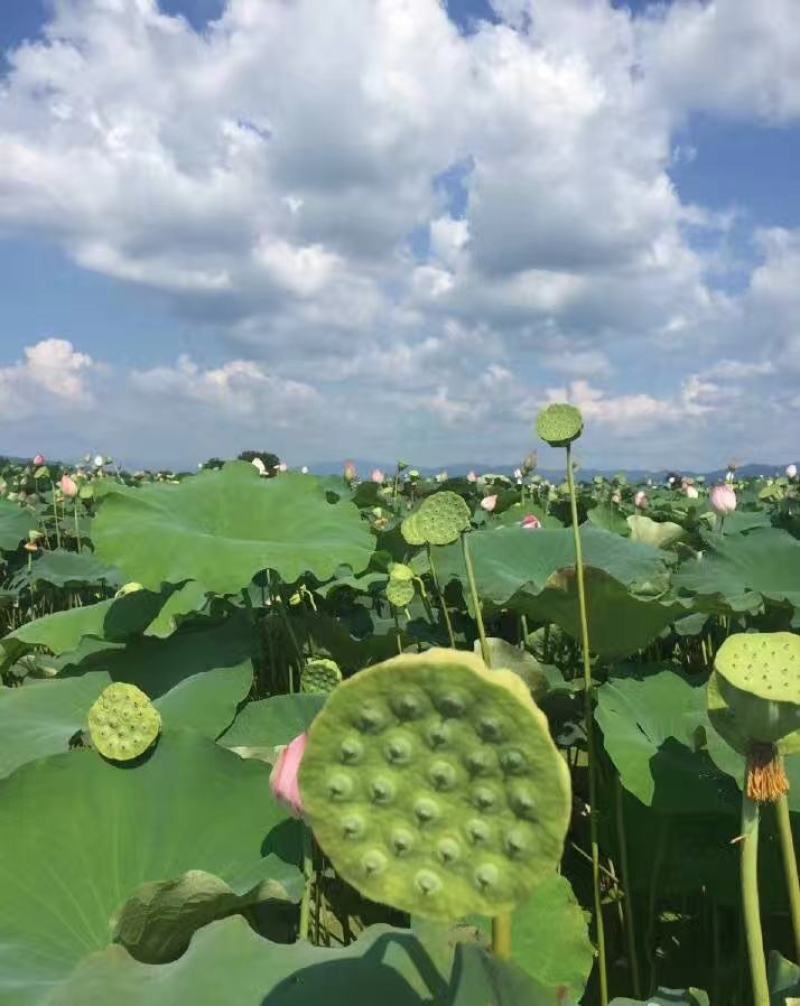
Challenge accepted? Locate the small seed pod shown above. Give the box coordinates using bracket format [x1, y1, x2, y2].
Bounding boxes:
[414, 491, 471, 547]
[300, 658, 342, 695]
[88, 682, 161, 762]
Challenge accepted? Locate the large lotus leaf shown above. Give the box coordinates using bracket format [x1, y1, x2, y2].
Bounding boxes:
[0, 732, 297, 1005]
[23, 549, 122, 589]
[448, 942, 552, 1006]
[587, 502, 630, 536]
[519, 568, 685, 658]
[220, 693, 326, 759]
[471, 637, 552, 699]
[0, 672, 108, 778]
[46, 918, 448, 1006]
[61, 615, 255, 739]
[92, 464, 374, 593]
[626, 515, 686, 550]
[673, 528, 800, 612]
[0, 499, 36, 551]
[433, 525, 670, 607]
[595, 671, 740, 813]
[144, 581, 208, 639]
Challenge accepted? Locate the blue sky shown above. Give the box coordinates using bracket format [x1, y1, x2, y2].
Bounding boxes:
[0, 0, 798, 470]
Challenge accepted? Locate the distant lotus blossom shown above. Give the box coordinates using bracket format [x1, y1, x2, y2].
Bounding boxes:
[684, 484, 699, 500]
[513, 468, 523, 481]
[93, 455, 105, 468]
[59, 474, 78, 498]
[343, 461, 357, 482]
[301, 465, 309, 474]
[611, 491, 622, 505]
[467, 470, 478, 483]
[251, 457, 267, 475]
[269, 732, 308, 819]
[33, 454, 45, 467]
[725, 470, 734, 483]
[436, 471, 449, 482]
[371, 468, 385, 483]
[787, 464, 798, 480]
[278, 462, 288, 473]
[521, 514, 541, 530]
[481, 494, 498, 512]
[710, 484, 737, 516]
[634, 491, 648, 509]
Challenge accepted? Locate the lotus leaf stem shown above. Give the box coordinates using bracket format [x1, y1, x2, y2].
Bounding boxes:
[565, 442, 608, 1006]
[426, 544, 455, 647]
[615, 774, 642, 998]
[741, 786, 769, 1006]
[775, 792, 800, 963]
[299, 826, 314, 942]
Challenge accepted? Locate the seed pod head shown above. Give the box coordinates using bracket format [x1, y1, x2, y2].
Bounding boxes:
[387, 563, 416, 608]
[300, 658, 342, 695]
[299, 648, 571, 920]
[535, 403, 584, 448]
[400, 512, 427, 547]
[414, 491, 471, 546]
[88, 683, 161, 762]
[711, 633, 800, 747]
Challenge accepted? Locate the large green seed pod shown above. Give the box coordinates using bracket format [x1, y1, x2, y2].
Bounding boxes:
[88, 682, 161, 761]
[400, 511, 427, 547]
[301, 658, 343, 695]
[299, 649, 571, 920]
[535, 403, 583, 448]
[415, 492, 471, 547]
[386, 563, 416, 608]
[713, 633, 800, 746]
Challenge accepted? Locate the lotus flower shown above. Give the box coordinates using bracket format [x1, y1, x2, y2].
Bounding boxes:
[301, 465, 309, 474]
[481, 494, 497, 512]
[269, 732, 308, 819]
[278, 462, 288, 473]
[371, 468, 385, 483]
[93, 455, 105, 468]
[634, 490, 648, 509]
[343, 460, 357, 482]
[251, 457, 267, 475]
[521, 514, 541, 530]
[59, 474, 78, 498]
[710, 484, 737, 516]
[611, 491, 622, 505]
[33, 454, 45, 467]
[513, 468, 523, 481]
[467, 470, 478, 483]
[684, 483, 699, 500]
[787, 463, 798, 480]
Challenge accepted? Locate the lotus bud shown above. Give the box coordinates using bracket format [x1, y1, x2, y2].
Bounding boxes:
[521, 451, 538, 476]
[344, 460, 357, 482]
[481, 494, 497, 513]
[513, 468, 523, 482]
[521, 514, 541, 530]
[787, 464, 798, 480]
[251, 457, 267, 475]
[33, 454, 45, 466]
[725, 470, 734, 484]
[467, 470, 478, 483]
[59, 474, 78, 498]
[371, 468, 385, 484]
[269, 732, 308, 819]
[634, 490, 648, 509]
[436, 471, 448, 483]
[710, 484, 736, 516]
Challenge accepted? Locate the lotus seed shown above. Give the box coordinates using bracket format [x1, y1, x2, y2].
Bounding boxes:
[369, 776, 396, 805]
[390, 827, 415, 856]
[464, 747, 495, 776]
[474, 863, 501, 891]
[327, 772, 354, 800]
[384, 733, 413, 765]
[415, 869, 443, 896]
[361, 850, 388, 876]
[414, 797, 440, 825]
[357, 704, 387, 734]
[504, 825, 530, 858]
[341, 815, 366, 840]
[509, 784, 537, 820]
[471, 784, 500, 812]
[477, 715, 505, 742]
[428, 759, 457, 791]
[425, 722, 452, 749]
[436, 836, 462, 864]
[466, 818, 492, 845]
[391, 691, 425, 720]
[499, 748, 528, 775]
[436, 690, 468, 717]
[340, 736, 364, 764]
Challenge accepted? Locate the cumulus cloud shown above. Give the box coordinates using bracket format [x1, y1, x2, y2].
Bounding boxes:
[0, 339, 96, 419]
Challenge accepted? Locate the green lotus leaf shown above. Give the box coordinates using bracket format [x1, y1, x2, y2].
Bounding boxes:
[88, 682, 161, 761]
[300, 648, 571, 920]
[535, 403, 583, 447]
[23, 549, 123, 589]
[0, 499, 36, 552]
[0, 732, 298, 1005]
[626, 514, 686, 550]
[471, 637, 552, 700]
[449, 942, 552, 1006]
[144, 581, 208, 639]
[587, 502, 630, 536]
[220, 693, 327, 753]
[609, 990, 709, 1006]
[92, 463, 374, 594]
[415, 491, 471, 547]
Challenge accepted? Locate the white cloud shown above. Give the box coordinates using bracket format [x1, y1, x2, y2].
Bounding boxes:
[0, 339, 96, 419]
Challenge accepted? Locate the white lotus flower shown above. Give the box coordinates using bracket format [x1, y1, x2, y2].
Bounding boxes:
[251, 457, 266, 475]
[787, 463, 798, 480]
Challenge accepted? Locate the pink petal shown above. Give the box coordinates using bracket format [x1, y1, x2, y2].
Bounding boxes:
[269, 732, 308, 819]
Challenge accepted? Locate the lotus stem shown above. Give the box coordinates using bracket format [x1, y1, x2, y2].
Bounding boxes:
[299, 826, 314, 942]
[427, 544, 456, 648]
[741, 783, 769, 1006]
[73, 500, 81, 552]
[491, 914, 512, 960]
[615, 774, 642, 998]
[565, 442, 608, 1006]
[775, 792, 800, 963]
[50, 483, 61, 550]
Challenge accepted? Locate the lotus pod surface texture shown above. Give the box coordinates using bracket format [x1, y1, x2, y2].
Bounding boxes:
[415, 492, 471, 546]
[299, 648, 571, 920]
[535, 403, 584, 448]
[301, 658, 343, 695]
[387, 563, 416, 607]
[400, 512, 426, 547]
[713, 632, 800, 745]
[88, 682, 161, 761]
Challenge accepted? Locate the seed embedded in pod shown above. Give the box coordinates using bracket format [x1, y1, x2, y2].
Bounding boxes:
[415, 869, 443, 896]
[509, 783, 537, 820]
[390, 827, 416, 856]
[383, 732, 414, 765]
[464, 747, 495, 776]
[327, 772, 354, 800]
[341, 814, 366, 840]
[369, 776, 396, 805]
[357, 703, 387, 734]
[499, 748, 528, 775]
[435, 690, 468, 718]
[477, 715, 505, 743]
[361, 849, 388, 876]
[340, 736, 364, 764]
[474, 862, 501, 891]
[504, 825, 530, 858]
[471, 784, 499, 812]
[391, 691, 426, 720]
[436, 836, 462, 864]
[425, 722, 452, 750]
[414, 796, 440, 825]
[428, 759, 457, 791]
[466, 818, 492, 845]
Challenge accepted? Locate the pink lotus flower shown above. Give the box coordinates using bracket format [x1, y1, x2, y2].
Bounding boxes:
[481, 494, 497, 512]
[59, 474, 78, 498]
[634, 490, 648, 509]
[684, 483, 699, 500]
[371, 468, 385, 483]
[710, 484, 736, 516]
[269, 732, 308, 819]
[521, 514, 541, 530]
[343, 460, 357, 482]
[467, 470, 478, 483]
[33, 454, 45, 467]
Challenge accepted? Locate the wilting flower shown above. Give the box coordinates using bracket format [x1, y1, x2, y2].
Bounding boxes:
[59, 474, 78, 498]
[371, 468, 385, 483]
[710, 484, 737, 516]
[467, 470, 478, 483]
[787, 463, 798, 480]
[481, 494, 498, 512]
[33, 454, 45, 467]
[251, 457, 267, 475]
[634, 490, 648, 509]
[521, 514, 541, 530]
[343, 460, 357, 482]
[269, 732, 308, 819]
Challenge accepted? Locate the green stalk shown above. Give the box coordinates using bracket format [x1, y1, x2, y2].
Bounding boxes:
[615, 774, 641, 998]
[73, 500, 81, 552]
[461, 530, 511, 959]
[565, 443, 608, 1006]
[50, 483, 62, 550]
[427, 544, 456, 648]
[741, 786, 769, 1006]
[775, 792, 800, 963]
[299, 826, 314, 942]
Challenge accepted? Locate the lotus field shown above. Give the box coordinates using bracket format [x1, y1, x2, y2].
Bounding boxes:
[2, 406, 800, 1006]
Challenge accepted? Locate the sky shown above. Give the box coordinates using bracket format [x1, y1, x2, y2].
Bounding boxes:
[0, 0, 798, 472]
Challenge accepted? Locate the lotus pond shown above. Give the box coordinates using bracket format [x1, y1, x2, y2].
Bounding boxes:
[1, 411, 799, 1006]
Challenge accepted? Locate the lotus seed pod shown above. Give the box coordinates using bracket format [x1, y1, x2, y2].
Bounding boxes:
[400, 512, 427, 547]
[300, 658, 342, 695]
[299, 648, 571, 920]
[415, 491, 471, 547]
[88, 682, 161, 762]
[387, 563, 416, 607]
[713, 633, 800, 745]
[535, 403, 584, 448]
